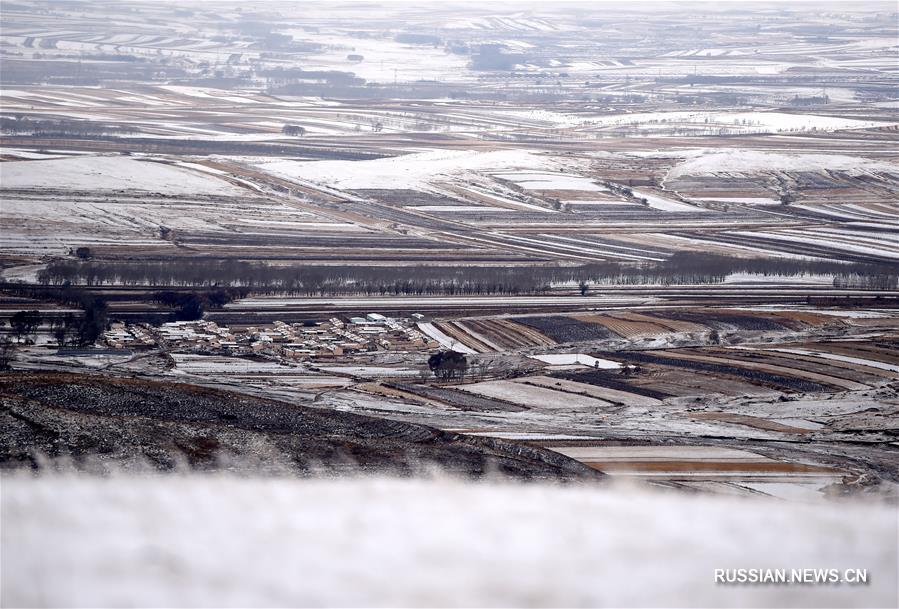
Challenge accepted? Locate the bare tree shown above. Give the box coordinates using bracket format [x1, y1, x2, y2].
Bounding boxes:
[0, 338, 16, 370]
[10, 310, 42, 343]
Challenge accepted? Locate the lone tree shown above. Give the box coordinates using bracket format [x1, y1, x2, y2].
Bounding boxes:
[579, 280, 589, 296]
[281, 124, 306, 137]
[74, 246, 92, 259]
[428, 350, 468, 381]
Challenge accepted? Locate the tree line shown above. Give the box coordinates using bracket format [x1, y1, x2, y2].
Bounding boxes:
[0, 116, 136, 137]
[33, 254, 898, 295]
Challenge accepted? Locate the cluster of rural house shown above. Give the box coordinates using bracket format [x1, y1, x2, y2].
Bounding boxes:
[102, 314, 438, 360]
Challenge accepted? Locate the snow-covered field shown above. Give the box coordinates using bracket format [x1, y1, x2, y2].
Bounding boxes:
[459, 380, 615, 409]
[256, 149, 554, 191]
[318, 366, 419, 378]
[667, 150, 899, 177]
[170, 355, 301, 375]
[630, 188, 706, 212]
[280, 30, 470, 84]
[0, 156, 244, 195]
[529, 353, 621, 369]
[0, 153, 368, 254]
[492, 171, 607, 192]
[583, 111, 895, 135]
[483, 110, 896, 135]
[2, 474, 895, 608]
[733, 230, 899, 260]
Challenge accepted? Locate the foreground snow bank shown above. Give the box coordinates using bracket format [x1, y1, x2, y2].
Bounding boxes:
[2, 475, 896, 608]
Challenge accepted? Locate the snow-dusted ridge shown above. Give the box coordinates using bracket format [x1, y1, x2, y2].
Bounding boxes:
[256, 149, 556, 191]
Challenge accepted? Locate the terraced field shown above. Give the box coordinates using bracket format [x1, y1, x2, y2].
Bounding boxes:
[573, 313, 668, 338]
[536, 444, 846, 499]
[426, 307, 874, 353]
[513, 316, 620, 343]
[575, 338, 899, 397]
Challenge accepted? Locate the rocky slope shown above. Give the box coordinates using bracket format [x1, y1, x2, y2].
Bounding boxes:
[0, 372, 602, 481]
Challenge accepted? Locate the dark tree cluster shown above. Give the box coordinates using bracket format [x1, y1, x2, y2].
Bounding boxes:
[48, 299, 107, 347]
[0, 287, 108, 347]
[9, 310, 43, 342]
[428, 350, 468, 381]
[261, 67, 365, 86]
[470, 44, 524, 71]
[152, 290, 238, 321]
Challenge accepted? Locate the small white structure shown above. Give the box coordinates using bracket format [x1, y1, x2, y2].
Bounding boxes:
[529, 354, 621, 369]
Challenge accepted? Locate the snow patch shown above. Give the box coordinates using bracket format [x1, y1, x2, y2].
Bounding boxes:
[530, 353, 621, 369]
[669, 150, 899, 178]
